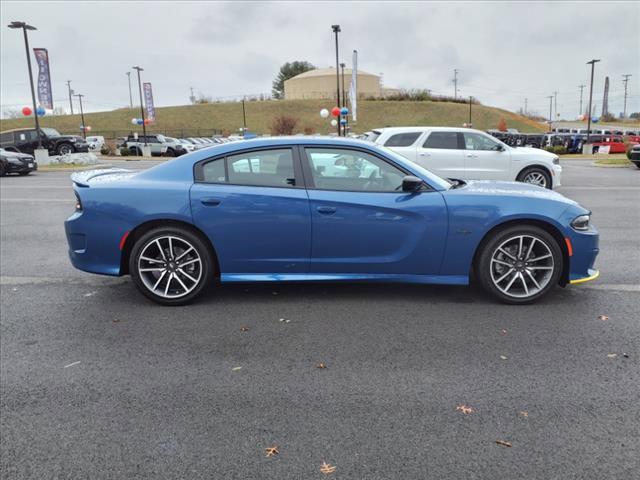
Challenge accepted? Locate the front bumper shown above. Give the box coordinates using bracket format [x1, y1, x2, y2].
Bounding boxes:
[7, 161, 37, 173]
[566, 225, 599, 285]
[552, 164, 562, 188]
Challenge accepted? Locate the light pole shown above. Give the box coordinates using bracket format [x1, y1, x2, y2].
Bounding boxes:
[132, 66, 147, 146]
[586, 59, 600, 144]
[74, 93, 86, 139]
[469, 96, 472, 126]
[547, 95, 554, 131]
[340, 62, 347, 135]
[622, 74, 632, 119]
[242, 97, 247, 134]
[126, 71, 133, 108]
[8, 21, 42, 148]
[331, 24, 341, 136]
[66, 80, 74, 114]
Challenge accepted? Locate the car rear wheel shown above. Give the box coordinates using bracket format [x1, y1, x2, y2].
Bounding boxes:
[0, 163, 5, 176]
[517, 167, 551, 189]
[57, 143, 74, 155]
[130, 227, 213, 305]
[477, 225, 562, 304]
[164, 148, 175, 157]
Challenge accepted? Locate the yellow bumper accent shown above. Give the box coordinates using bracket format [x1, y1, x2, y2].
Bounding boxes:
[570, 270, 600, 285]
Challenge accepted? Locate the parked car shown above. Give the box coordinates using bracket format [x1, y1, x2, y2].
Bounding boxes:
[124, 134, 186, 156]
[371, 127, 562, 189]
[65, 137, 599, 306]
[590, 135, 627, 154]
[629, 144, 640, 168]
[0, 127, 89, 155]
[0, 147, 37, 176]
[86, 135, 105, 152]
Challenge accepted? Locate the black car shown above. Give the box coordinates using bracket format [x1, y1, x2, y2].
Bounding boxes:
[0, 148, 38, 176]
[630, 144, 640, 169]
[0, 127, 89, 155]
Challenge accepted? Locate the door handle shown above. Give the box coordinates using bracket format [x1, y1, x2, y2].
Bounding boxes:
[466, 153, 476, 157]
[316, 206, 337, 215]
[200, 197, 221, 207]
[419, 152, 431, 157]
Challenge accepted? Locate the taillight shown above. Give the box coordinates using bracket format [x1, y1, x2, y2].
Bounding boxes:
[75, 192, 82, 211]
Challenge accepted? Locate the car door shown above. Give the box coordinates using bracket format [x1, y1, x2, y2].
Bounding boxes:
[301, 146, 448, 275]
[190, 146, 311, 275]
[462, 131, 511, 181]
[14, 130, 38, 154]
[416, 131, 466, 179]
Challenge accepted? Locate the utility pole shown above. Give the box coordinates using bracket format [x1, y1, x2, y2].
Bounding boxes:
[586, 59, 600, 144]
[547, 95, 554, 131]
[190, 86, 195, 104]
[74, 94, 86, 139]
[8, 21, 42, 148]
[453, 69, 458, 99]
[524, 98, 528, 116]
[331, 25, 341, 136]
[553, 91, 558, 119]
[126, 71, 133, 108]
[132, 66, 147, 145]
[340, 62, 347, 134]
[622, 74, 632, 118]
[66, 80, 74, 114]
[469, 96, 472, 125]
[241, 97, 247, 134]
[578, 84, 586, 117]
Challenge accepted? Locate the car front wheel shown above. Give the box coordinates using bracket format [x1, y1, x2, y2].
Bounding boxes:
[517, 167, 552, 189]
[57, 143, 74, 155]
[130, 227, 213, 305]
[477, 225, 562, 304]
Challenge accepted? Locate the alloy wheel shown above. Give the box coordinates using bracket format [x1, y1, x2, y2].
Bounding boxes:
[489, 234, 554, 299]
[58, 144, 73, 155]
[137, 235, 203, 299]
[522, 171, 548, 188]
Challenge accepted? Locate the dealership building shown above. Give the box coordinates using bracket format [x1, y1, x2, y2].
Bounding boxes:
[284, 67, 397, 100]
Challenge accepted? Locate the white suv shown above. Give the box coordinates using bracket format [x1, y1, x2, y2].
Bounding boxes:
[371, 127, 562, 189]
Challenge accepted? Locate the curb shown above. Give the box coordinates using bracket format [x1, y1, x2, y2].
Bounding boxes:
[592, 162, 635, 168]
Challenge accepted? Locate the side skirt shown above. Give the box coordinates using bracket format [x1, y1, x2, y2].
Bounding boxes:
[220, 273, 469, 285]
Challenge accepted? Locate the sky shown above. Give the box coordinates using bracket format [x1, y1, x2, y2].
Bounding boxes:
[1, 1, 639, 119]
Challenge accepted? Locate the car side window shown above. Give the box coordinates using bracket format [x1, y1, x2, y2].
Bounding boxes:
[384, 132, 421, 147]
[304, 148, 405, 192]
[463, 132, 500, 151]
[202, 148, 296, 188]
[0, 132, 13, 143]
[423, 132, 459, 149]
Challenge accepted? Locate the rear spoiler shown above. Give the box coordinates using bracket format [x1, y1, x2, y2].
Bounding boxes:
[70, 168, 132, 187]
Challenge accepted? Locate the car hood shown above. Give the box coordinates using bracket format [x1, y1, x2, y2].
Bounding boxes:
[451, 180, 577, 205]
[510, 146, 555, 159]
[1, 150, 33, 160]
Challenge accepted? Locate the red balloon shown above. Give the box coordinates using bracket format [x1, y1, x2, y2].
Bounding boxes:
[22, 106, 32, 116]
[143, 118, 151, 125]
[331, 107, 341, 117]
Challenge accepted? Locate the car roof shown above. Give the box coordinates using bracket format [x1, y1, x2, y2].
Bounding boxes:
[373, 126, 487, 134]
[0, 128, 34, 134]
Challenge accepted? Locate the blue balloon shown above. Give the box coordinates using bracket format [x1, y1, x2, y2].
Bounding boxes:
[591, 117, 599, 123]
[36, 107, 46, 116]
[340, 118, 347, 125]
[137, 119, 144, 125]
[340, 107, 349, 115]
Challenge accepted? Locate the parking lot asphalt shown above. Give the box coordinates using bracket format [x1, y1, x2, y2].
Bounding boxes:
[1, 160, 639, 479]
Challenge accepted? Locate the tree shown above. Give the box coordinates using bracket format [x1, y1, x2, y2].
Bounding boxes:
[497, 117, 507, 132]
[272, 61, 315, 99]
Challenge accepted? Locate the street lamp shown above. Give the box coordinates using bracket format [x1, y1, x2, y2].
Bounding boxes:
[586, 59, 600, 144]
[331, 24, 341, 136]
[7, 21, 42, 148]
[126, 71, 133, 108]
[132, 66, 147, 146]
[469, 96, 473, 126]
[73, 94, 86, 139]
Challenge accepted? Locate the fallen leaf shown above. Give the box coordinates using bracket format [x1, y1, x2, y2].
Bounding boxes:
[623, 353, 629, 358]
[607, 353, 617, 358]
[500, 355, 508, 360]
[112, 318, 121, 323]
[264, 446, 279, 457]
[232, 366, 243, 371]
[279, 318, 285, 322]
[240, 326, 250, 332]
[83, 291, 97, 297]
[598, 315, 609, 321]
[501, 329, 508, 335]
[456, 404, 475, 414]
[285, 319, 291, 323]
[320, 461, 336, 474]
[316, 363, 327, 369]
[519, 411, 529, 418]
[495, 440, 512, 447]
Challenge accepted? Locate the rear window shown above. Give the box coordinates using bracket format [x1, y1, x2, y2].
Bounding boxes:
[423, 132, 459, 149]
[384, 132, 421, 147]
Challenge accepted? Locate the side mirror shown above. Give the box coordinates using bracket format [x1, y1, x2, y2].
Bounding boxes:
[402, 175, 423, 192]
[495, 144, 505, 151]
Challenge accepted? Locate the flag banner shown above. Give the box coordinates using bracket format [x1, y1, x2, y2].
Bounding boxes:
[143, 82, 156, 120]
[33, 48, 53, 110]
[349, 50, 358, 122]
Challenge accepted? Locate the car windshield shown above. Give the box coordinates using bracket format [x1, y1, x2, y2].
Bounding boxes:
[41, 128, 61, 137]
[373, 144, 453, 190]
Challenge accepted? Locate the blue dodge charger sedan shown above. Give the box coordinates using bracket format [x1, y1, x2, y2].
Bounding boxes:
[65, 137, 599, 305]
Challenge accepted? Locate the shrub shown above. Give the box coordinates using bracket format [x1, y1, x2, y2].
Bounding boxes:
[120, 147, 131, 156]
[552, 145, 567, 155]
[100, 144, 112, 155]
[303, 126, 315, 135]
[270, 115, 298, 136]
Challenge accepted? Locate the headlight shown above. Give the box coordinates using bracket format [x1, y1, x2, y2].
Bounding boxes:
[571, 214, 590, 231]
[553, 156, 560, 165]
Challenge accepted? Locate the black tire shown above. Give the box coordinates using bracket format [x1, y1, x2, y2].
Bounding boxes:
[56, 143, 74, 155]
[476, 225, 563, 304]
[633, 162, 640, 169]
[129, 147, 140, 156]
[18, 171, 31, 176]
[129, 226, 213, 306]
[164, 148, 176, 157]
[0, 162, 6, 176]
[517, 167, 552, 189]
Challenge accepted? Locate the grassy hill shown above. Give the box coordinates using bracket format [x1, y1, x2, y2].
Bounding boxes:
[0, 99, 546, 138]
